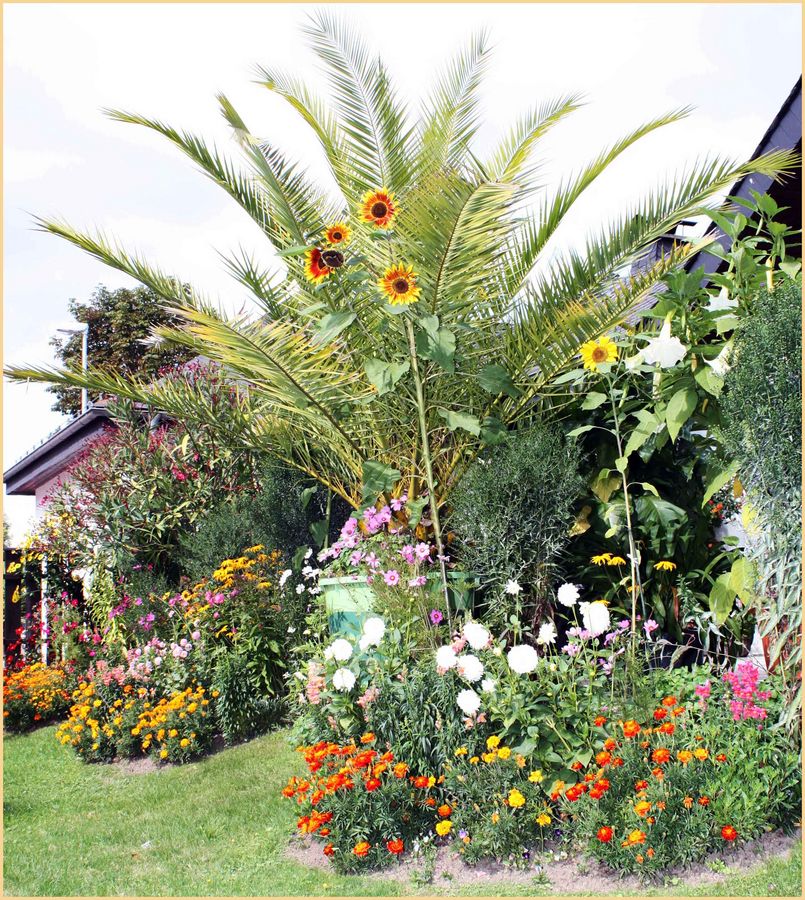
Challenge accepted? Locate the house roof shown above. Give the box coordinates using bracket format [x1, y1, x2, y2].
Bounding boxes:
[3, 404, 113, 496]
[685, 77, 802, 275]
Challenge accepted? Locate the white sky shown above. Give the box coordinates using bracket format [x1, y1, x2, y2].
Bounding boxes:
[3, 2, 801, 542]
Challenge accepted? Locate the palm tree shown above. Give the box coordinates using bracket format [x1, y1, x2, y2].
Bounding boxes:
[7, 13, 795, 573]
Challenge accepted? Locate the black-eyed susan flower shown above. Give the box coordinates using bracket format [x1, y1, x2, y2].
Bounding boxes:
[580, 335, 618, 370]
[361, 189, 397, 228]
[304, 248, 332, 284]
[607, 555, 626, 566]
[379, 265, 420, 305]
[591, 552, 612, 566]
[655, 560, 677, 572]
[325, 222, 351, 244]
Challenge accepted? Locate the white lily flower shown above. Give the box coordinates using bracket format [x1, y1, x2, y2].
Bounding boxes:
[642, 319, 687, 369]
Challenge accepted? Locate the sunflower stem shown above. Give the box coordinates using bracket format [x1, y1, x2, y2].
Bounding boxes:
[405, 317, 452, 631]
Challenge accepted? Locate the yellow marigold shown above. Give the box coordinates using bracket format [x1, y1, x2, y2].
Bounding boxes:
[529, 770, 544, 783]
[580, 335, 618, 371]
[482, 752, 496, 764]
[435, 819, 452, 837]
[455, 747, 468, 756]
[180, 738, 190, 748]
[693, 747, 709, 761]
[507, 789, 526, 808]
[536, 812, 552, 827]
[497, 746, 512, 760]
[486, 735, 501, 750]
[469, 756, 479, 765]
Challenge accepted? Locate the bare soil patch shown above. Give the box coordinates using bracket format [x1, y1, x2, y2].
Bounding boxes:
[285, 828, 800, 894]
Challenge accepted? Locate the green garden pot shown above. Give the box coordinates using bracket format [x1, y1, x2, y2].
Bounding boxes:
[320, 572, 477, 636]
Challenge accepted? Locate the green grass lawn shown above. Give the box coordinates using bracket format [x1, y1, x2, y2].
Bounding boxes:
[3, 726, 801, 896]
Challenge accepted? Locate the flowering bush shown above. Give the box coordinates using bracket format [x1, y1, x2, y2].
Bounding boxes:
[561, 665, 800, 876]
[443, 736, 554, 867]
[282, 735, 441, 873]
[3, 664, 72, 732]
[56, 678, 215, 764]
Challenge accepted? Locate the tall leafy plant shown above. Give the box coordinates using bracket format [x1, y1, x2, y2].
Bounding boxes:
[6, 15, 796, 592]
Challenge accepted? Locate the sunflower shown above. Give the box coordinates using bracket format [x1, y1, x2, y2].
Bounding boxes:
[304, 248, 332, 284]
[580, 335, 618, 370]
[325, 222, 351, 244]
[361, 189, 397, 228]
[379, 265, 420, 305]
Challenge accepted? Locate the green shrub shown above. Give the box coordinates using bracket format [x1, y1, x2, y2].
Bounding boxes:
[721, 277, 802, 511]
[178, 463, 313, 582]
[212, 650, 278, 744]
[720, 277, 802, 723]
[448, 422, 583, 628]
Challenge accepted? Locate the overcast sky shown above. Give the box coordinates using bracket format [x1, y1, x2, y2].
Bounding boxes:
[3, 2, 801, 541]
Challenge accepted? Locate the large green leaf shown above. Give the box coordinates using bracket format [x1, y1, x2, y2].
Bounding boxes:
[477, 363, 521, 397]
[665, 387, 698, 441]
[415, 317, 456, 373]
[361, 459, 402, 504]
[364, 358, 410, 396]
[437, 408, 481, 436]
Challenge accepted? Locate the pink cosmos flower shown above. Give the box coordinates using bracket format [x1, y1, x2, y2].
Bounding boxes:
[414, 542, 431, 561]
[383, 570, 400, 587]
[409, 575, 427, 588]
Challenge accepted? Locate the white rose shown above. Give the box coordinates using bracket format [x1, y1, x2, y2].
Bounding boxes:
[507, 644, 538, 675]
[328, 638, 353, 662]
[556, 583, 580, 608]
[462, 621, 491, 651]
[332, 668, 356, 691]
[580, 600, 611, 636]
[481, 678, 496, 694]
[361, 616, 386, 646]
[537, 622, 557, 646]
[436, 645, 458, 670]
[456, 688, 481, 716]
[456, 653, 484, 682]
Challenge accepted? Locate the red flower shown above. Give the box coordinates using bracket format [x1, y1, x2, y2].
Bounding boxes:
[595, 751, 612, 767]
[634, 780, 649, 791]
[716, 753, 727, 763]
[653, 708, 667, 721]
[594, 715, 607, 727]
[352, 841, 371, 857]
[597, 826, 614, 843]
[570, 761, 584, 771]
[387, 838, 404, 854]
[698, 797, 710, 806]
[662, 696, 677, 707]
[621, 720, 640, 738]
[603, 737, 617, 751]
[651, 747, 671, 765]
[721, 825, 738, 841]
[412, 775, 429, 789]
[365, 777, 381, 792]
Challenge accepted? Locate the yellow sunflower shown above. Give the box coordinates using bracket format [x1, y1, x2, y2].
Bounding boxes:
[379, 265, 420, 305]
[580, 335, 618, 370]
[325, 222, 351, 245]
[304, 248, 332, 284]
[361, 189, 397, 228]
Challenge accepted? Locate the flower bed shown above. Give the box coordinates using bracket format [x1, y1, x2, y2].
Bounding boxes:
[3, 663, 73, 732]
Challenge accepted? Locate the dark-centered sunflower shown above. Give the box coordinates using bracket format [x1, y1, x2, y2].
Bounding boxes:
[361, 190, 397, 228]
[379, 265, 420, 305]
[304, 248, 332, 284]
[325, 222, 351, 244]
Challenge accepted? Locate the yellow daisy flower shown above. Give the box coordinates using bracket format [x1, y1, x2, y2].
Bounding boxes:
[591, 553, 612, 566]
[655, 560, 677, 572]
